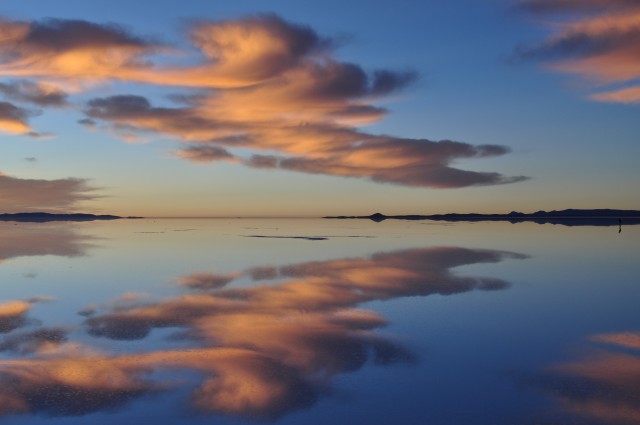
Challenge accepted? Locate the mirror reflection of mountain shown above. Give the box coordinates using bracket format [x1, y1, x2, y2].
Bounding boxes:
[0, 223, 93, 263]
[326, 209, 640, 227]
[0, 246, 525, 420]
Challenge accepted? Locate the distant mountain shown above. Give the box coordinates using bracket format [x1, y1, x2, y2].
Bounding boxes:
[324, 209, 640, 226]
[0, 212, 134, 223]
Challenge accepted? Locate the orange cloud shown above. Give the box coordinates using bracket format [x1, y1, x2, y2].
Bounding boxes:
[0, 15, 524, 187]
[175, 145, 239, 164]
[519, 0, 639, 14]
[0, 18, 161, 84]
[85, 94, 525, 187]
[0, 101, 34, 134]
[0, 15, 326, 89]
[517, 0, 640, 103]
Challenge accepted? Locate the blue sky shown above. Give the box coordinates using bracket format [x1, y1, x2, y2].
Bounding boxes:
[1, 0, 638, 216]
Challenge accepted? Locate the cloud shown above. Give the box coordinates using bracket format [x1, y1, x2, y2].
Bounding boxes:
[0, 14, 522, 188]
[25, 295, 56, 304]
[0, 18, 161, 84]
[246, 154, 279, 169]
[77, 118, 97, 128]
[0, 80, 68, 107]
[0, 101, 35, 134]
[516, 0, 640, 103]
[176, 14, 332, 88]
[25, 131, 54, 139]
[175, 145, 238, 163]
[518, 0, 639, 14]
[0, 15, 526, 187]
[84, 94, 232, 142]
[0, 14, 325, 89]
[84, 94, 526, 187]
[0, 172, 99, 212]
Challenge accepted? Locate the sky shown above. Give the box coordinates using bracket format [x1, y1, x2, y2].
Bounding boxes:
[0, 0, 638, 217]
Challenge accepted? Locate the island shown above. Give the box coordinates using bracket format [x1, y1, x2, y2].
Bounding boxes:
[0, 212, 140, 223]
[324, 209, 640, 226]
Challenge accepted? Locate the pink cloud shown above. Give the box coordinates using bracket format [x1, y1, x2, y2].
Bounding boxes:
[517, 0, 640, 104]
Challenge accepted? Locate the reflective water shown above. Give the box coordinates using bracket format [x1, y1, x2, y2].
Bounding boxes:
[0, 219, 638, 424]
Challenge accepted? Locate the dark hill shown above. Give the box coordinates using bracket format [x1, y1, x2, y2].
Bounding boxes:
[0, 212, 127, 223]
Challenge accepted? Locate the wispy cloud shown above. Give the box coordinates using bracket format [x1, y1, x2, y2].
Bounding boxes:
[0, 80, 68, 107]
[0, 172, 99, 212]
[0, 101, 36, 134]
[516, 0, 640, 103]
[518, 0, 639, 14]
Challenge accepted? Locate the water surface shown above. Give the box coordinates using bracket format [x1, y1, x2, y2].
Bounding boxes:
[0, 219, 638, 424]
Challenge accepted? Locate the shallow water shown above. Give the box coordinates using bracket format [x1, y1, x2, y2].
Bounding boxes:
[0, 219, 638, 424]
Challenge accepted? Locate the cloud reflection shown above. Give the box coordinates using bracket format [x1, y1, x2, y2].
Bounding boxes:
[0, 222, 91, 263]
[530, 331, 640, 424]
[0, 246, 523, 419]
[0, 298, 53, 334]
[0, 301, 31, 333]
[0, 327, 68, 354]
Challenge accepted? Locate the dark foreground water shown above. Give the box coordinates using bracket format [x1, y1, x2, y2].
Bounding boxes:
[0, 218, 638, 425]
